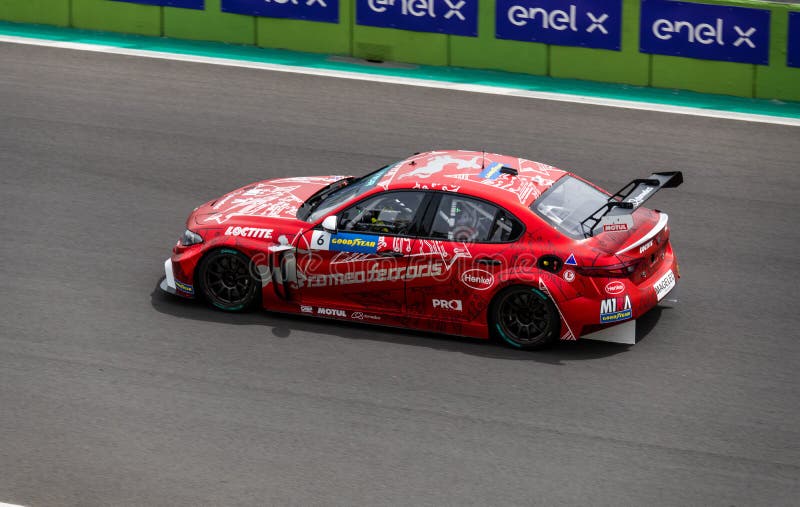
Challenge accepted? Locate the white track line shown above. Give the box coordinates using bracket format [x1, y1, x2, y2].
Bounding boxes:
[0, 502, 27, 507]
[2, 34, 799, 127]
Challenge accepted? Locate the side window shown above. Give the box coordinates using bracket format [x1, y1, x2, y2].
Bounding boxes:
[429, 194, 523, 243]
[339, 191, 426, 236]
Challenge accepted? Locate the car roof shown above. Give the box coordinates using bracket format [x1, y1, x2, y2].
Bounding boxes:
[375, 150, 568, 208]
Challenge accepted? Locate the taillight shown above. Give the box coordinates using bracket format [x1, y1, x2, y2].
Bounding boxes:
[576, 261, 638, 278]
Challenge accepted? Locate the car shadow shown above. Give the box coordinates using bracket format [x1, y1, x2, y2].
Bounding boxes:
[150, 279, 649, 364]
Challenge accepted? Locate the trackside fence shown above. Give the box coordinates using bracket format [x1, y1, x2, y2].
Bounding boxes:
[0, 0, 798, 101]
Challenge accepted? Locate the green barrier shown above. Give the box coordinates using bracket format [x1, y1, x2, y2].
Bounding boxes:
[353, 19, 448, 65]
[71, 0, 161, 36]
[550, 0, 649, 86]
[642, 0, 800, 99]
[164, 0, 255, 45]
[0, 0, 798, 102]
[257, 0, 352, 55]
[0, 0, 69, 26]
[651, 55, 756, 97]
[647, 0, 763, 97]
[756, 3, 800, 102]
[450, 0, 547, 75]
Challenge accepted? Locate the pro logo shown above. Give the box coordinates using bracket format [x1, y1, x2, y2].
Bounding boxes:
[432, 299, 463, 311]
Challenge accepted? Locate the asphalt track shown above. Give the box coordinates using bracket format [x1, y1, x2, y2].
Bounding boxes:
[1, 42, 798, 506]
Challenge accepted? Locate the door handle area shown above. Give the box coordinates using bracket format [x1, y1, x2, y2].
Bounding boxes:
[378, 251, 404, 258]
[474, 258, 501, 266]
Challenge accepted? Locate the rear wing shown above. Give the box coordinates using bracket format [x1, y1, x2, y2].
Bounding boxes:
[580, 171, 683, 238]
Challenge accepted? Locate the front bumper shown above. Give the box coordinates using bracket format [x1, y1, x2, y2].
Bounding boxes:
[160, 257, 195, 298]
[160, 258, 177, 295]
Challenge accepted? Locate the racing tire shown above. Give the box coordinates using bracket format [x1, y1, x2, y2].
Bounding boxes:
[197, 248, 260, 312]
[490, 285, 560, 350]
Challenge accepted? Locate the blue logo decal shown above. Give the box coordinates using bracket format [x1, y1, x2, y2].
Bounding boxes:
[175, 280, 195, 295]
[222, 0, 339, 24]
[112, 0, 204, 8]
[478, 162, 504, 180]
[565, 253, 577, 266]
[789, 12, 800, 68]
[640, 0, 770, 65]
[356, 0, 478, 37]
[496, 0, 622, 51]
[329, 233, 380, 253]
[600, 295, 632, 323]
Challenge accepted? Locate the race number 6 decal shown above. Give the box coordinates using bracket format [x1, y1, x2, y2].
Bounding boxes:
[311, 230, 331, 250]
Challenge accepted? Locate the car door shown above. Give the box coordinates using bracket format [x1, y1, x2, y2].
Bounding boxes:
[295, 190, 429, 316]
[405, 192, 526, 324]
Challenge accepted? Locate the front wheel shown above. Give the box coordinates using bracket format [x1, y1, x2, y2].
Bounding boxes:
[490, 286, 560, 350]
[197, 248, 260, 311]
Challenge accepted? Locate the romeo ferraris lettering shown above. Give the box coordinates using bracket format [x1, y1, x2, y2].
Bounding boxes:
[299, 261, 444, 288]
[225, 226, 273, 239]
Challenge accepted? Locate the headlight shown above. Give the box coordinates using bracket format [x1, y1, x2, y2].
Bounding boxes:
[180, 229, 203, 246]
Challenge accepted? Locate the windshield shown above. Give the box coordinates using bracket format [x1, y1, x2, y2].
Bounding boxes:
[299, 164, 395, 222]
[531, 176, 610, 239]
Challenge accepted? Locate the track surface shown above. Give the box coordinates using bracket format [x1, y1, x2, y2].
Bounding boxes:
[1, 43, 798, 506]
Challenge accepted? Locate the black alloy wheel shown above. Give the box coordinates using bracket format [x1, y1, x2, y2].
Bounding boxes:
[491, 286, 559, 350]
[198, 248, 260, 311]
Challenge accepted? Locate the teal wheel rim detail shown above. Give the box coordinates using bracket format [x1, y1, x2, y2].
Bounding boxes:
[495, 287, 555, 347]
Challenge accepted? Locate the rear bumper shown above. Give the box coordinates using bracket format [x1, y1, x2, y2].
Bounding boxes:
[561, 248, 679, 344]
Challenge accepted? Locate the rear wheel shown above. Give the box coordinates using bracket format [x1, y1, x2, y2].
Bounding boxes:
[197, 248, 260, 311]
[490, 286, 559, 350]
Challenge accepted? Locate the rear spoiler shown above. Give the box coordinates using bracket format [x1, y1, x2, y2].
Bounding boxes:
[580, 171, 683, 238]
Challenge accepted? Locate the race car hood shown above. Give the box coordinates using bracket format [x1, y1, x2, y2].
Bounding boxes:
[192, 175, 348, 226]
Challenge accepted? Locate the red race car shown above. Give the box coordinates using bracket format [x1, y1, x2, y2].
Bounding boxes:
[161, 150, 681, 349]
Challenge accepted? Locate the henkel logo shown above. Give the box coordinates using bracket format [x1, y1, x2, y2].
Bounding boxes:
[640, 0, 770, 65]
[496, 0, 622, 51]
[605, 281, 625, 295]
[460, 269, 495, 290]
[317, 307, 346, 317]
[357, 0, 478, 36]
[432, 299, 463, 311]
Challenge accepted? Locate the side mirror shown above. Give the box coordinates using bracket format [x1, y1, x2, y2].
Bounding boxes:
[322, 215, 338, 233]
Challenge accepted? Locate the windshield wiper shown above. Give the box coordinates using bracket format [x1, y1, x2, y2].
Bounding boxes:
[297, 177, 356, 220]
